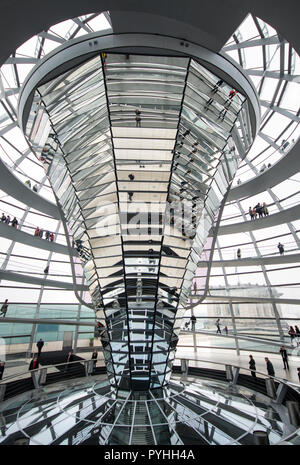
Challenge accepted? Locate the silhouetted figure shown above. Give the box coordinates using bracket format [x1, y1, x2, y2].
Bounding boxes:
[0, 299, 8, 318]
[295, 325, 300, 346]
[1, 213, 6, 222]
[91, 350, 98, 373]
[216, 318, 221, 334]
[29, 355, 39, 371]
[237, 248, 241, 259]
[0, 362, 5, 380]
[44, 265, 49, 275]
[11, 217, 18, 228]
[135, 109, 141, 127]
[288, 326, 296, 344]
[278, 242, 284, 255]
[128, 174, 135, 181]
[249, 355, 256, 378]
[265, 357, 275, 377]
[254, 203, 263, 218]
[128, 191, 133, 202]
[279, 346, 289, 370]
[191, 315, 196, 331]
[36, 338, 44, 357]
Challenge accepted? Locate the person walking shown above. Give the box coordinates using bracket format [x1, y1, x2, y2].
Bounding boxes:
[11, 217, 18, 228]
[45, 230, 50, 241]
[216, 318, 221, 334]
[224, 326, 228, 335]
[128, 191, 133, 202]
[39, 228, 44, 238]
[135, 109, 141, 127]
[34, 226, 40, 236]
[33, 184, 38, 192]
[288, 326, 296, 344]
[91, 349, 98, 373]
[278, 242, 284, 255]
[29, 355, 39, 371]
[0, 299, 8, 318]
[1, 213, 6, 222]
[237, 248, 241, 259]
[249, 207, 255, 220]
[50, 233, 54, 242]
[191, 315, 196, 331]
[249, 355, 256, 379]
[0, 362, 5, 380]
[265, 357, 275, 377]
[255, 203, 263, 218]
[279, 346, 289, 370]
[5, 215, 10, 224]
[44, 265, 49, 275]
[36, 338, 44, 357]
[294, 325, 300, 346]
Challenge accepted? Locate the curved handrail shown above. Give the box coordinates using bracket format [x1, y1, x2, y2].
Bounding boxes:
[1, 354, 299, 445]
[180, 328, 294, 349]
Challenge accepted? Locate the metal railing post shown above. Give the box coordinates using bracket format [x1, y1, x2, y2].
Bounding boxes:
[265, 378, 276, 399]
[253, 430, 270, 445]
[232, 367, 240, 385]
[84, 360, 94, 376]
[181, 359, 189, 377]
[0, 384, 6, 401]
[38, 367, 47, 385]
[275, 382, 288, 404]
[225, 364, 233, 381]
[286, 401, 300, 427]
[31, 370, 40, 389]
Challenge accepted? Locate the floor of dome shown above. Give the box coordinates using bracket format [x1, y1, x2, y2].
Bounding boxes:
[0, 372, 299, 445]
